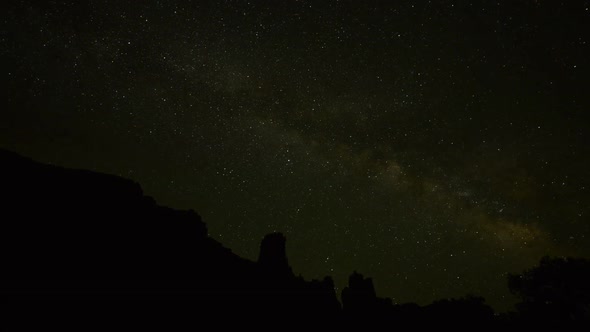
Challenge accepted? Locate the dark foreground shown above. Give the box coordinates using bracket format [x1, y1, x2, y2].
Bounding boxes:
[1, 149, 588, 328]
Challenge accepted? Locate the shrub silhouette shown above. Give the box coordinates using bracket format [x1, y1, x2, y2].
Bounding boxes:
[508, 256, 590, 323]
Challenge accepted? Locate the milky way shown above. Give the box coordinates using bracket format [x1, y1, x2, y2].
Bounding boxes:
[2, 0, 589, 310]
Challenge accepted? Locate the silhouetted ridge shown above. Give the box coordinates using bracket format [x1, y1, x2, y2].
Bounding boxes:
[0, 148, 339, 323]
[2, 148, 589, 327]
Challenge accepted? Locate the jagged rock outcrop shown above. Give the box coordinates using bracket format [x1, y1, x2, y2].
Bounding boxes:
[258, 232, 293, 276]
[0, 148, 339, 322]
[4, 148, 582, 327]
[342, 271, 392, 317]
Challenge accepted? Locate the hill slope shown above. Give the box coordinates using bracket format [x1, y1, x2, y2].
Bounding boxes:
[0, 149, 339, 323]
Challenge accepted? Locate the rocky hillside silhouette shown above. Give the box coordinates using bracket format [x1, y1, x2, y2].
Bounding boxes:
[0, 148, 339, 325]
[2, 148, 588, 327]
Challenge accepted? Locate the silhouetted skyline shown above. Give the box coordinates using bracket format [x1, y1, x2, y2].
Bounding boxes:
[2, 0, 589, 311]
[2, 149, 588, 326]
[1, 148, 341, 325]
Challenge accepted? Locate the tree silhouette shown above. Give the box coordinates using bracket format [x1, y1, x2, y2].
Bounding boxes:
[508, 256, 590, 323]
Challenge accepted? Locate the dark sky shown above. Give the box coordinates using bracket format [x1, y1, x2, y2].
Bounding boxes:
[2, 0, 589, 310]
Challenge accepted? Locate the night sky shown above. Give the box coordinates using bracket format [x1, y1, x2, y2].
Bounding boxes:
[2, 0, 590, 310]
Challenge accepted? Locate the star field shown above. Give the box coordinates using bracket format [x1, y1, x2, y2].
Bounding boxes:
[2, 0, 590, 310]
